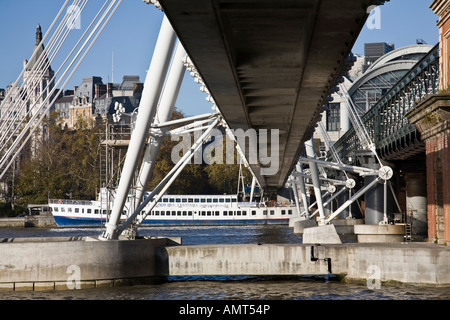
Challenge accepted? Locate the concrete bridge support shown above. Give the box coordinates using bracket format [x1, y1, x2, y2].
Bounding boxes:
[363, 175, 385, 225]
[404, 172, 428, 236]
[0, 237, 180, 291]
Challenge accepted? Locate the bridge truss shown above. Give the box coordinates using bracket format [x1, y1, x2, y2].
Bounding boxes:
[288, 44, 439, 228]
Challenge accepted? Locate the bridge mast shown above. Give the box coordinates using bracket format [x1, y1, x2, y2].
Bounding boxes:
[100, 15, 177, 240]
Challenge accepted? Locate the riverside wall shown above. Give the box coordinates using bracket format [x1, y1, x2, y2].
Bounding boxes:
[0, 237, 180, 291]
[1, 238, 449, 291]
[165, 242, 450, 286]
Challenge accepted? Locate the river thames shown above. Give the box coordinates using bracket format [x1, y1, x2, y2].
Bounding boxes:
[0, 225, 449, 301]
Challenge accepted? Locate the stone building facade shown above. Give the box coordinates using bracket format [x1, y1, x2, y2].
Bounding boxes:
[54, 75, 142, 128]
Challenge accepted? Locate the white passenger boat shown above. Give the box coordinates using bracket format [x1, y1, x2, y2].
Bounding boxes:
[48, 189, 299, 227]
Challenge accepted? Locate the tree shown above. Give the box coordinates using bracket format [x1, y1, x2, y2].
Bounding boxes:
[146, 109, 208, 195]
[14, 113, 101, 205]
[203, 142, 253, 195]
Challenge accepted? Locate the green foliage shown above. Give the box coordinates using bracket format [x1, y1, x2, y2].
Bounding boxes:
[14, 115, 100, 205]
[0, 203, 25, 217]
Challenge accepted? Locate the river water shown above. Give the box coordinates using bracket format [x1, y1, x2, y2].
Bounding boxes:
[1, 225, 450, 302]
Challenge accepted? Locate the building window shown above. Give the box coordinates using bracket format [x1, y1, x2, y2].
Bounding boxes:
[326, 103, 340, 131]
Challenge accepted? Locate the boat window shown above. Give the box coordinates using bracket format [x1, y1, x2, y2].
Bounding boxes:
[237, 211, 241, 216]
[94, 209, 99, 214]
[201, 211, 206, 216]
[200, 199, 206, 203]
[242, 211, 247, 216]
[183, 211, 187, 216]
[188, 211, 192, 216]
[156, 211, 160, 216]
[61, 207, 65, 212]
[161, 211, 165, 216]
[75, 208, 79, 213]
[231, 198, 237, 202]
[169, 198, 174, 203]
[288, 210, 293, 215]
[207, 211, 211, 216]
[219, 199, 224, 203]
[270, 210, 275, 215]
[229, 211, 233, 216]
[252, 210, 256, 216]
[163, 198, 168, 203]
[213, 199, 218, 203]
[207, 199, 212, 203]
[68, 208, 72, 213]
[215, 211, 219, 216]
[54, 207, 59, 212]
[224, 211, 227, 216]
[188, 198, 193, 203]
[82, 209, 84, 214]
[281, 210, 286, 215]
[172, 211, 176, 216]
[176, 198, 181, 203]
[194, 199, 199, 203]
[87, 209, 91, 214]
[177, 211, 181, 216]
[182, 199, 187, 203]
[225, 199, 231, 203]
[263, 210, 267, 215]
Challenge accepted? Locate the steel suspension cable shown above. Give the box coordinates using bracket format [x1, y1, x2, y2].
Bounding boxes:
[0, 0, 122, 179]
[0, 0, 87, 147]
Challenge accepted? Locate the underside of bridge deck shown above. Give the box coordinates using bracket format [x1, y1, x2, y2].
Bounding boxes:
[158, 0, 387, 191]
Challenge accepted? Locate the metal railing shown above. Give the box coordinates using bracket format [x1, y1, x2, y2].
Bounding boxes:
[330, 44, 439, 164]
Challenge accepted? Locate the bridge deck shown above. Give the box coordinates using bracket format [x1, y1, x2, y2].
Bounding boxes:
[158, 0, 382, 190]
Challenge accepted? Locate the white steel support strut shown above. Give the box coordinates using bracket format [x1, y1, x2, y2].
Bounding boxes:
[296, 162, 309, 217]
[100, 15, 177, 240]
[289, 176, 301, 217]
[307, 186, 348, 219]
[324, 177, 381, 224]
[305, 138, 325, 224]
[298, 157, 384, 177]
[118, 116, 221, 233]
[133, 42, 188, 211]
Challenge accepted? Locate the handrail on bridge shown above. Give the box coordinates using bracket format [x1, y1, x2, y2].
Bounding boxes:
[329, 44, 439, 164]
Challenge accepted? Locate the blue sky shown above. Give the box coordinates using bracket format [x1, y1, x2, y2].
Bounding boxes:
[0, 0, 439, 116]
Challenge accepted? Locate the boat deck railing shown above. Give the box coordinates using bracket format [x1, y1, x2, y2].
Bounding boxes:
[49, 199, 96, 206]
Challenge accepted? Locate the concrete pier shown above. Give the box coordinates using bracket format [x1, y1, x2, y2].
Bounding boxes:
[354, 224, 405, 243]
[1, 236, 449, 290]
[303, 225, 343, 244]
[165, 242, 450, 286]
[294, 218, 364, 244]
[0, 237, 180, 291]
[0, 211, 57, 228]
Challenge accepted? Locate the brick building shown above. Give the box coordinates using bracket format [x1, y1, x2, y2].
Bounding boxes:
[406, 0, 450, 244]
